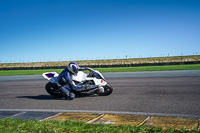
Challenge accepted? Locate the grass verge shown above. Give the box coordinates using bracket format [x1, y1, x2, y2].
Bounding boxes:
[0, 118, 199, 133]
[0, 64, 200, 76]
[1, 55, 200, 69]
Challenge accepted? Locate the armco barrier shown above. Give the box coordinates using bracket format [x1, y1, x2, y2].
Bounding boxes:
[0, 61, 200, 70]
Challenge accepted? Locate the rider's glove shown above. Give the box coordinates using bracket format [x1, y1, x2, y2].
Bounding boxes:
[82, 84, 89, 90]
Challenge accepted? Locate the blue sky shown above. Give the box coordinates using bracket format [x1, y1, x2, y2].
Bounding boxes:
[0, 0, 200, 63]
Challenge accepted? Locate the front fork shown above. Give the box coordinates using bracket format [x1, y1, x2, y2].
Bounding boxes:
[96, 85, 104, 93]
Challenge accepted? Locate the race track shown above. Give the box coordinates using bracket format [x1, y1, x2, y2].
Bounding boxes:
[0, 70, 200, 118]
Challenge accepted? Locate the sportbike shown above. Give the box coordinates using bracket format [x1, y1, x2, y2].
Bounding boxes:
[42, 67, 113, 98]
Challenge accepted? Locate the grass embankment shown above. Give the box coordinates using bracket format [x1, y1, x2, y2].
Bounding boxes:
[1, 55, 200, 69]
[0, 64, 200, 76]
[0, 118, 199, 133]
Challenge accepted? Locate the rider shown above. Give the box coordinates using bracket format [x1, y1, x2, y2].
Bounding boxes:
[57, 62, 102, 100]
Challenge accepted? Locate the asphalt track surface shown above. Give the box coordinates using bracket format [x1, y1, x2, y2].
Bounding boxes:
[0, 70, 200, 119]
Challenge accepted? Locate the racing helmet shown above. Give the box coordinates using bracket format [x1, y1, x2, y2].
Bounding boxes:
[67, 62, 79, 76]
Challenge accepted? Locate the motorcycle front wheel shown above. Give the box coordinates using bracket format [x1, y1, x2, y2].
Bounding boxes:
[97, 84, 113, 96]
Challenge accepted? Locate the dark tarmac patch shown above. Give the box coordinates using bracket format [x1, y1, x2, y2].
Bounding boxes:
[0, 111, 21, 119]
[0, 111, 57, 120]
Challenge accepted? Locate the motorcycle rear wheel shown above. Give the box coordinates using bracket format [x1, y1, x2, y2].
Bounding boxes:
[97, 84, 113, 96]
[45, 82, 62, 97]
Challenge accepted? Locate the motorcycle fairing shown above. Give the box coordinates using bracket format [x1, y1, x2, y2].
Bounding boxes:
[42, 72, 59, 80]
[42, 69, 107, 86]
[72, 71, 87, 82]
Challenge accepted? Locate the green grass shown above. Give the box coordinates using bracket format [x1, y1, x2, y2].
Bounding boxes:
[1, 55, 200, 69]
[96, 64, 200, 73]
[0, 69, 63, 76]
[0, 118, 199, 133]
[0, 64, 200, 76]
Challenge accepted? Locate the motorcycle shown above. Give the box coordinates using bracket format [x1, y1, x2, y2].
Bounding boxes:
[42, 67, 113, 99]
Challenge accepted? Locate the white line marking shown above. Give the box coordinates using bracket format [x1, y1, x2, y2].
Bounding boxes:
[138, 116, 150, 126]
[87, 114, 105, 124]
[0, 109, 200, 119]
[7, 112, 26, 118]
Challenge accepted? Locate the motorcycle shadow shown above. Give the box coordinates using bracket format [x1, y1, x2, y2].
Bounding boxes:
[16, 95, 61, 100]
[16, 94, 99, 100]
[75, 93, 99, 98]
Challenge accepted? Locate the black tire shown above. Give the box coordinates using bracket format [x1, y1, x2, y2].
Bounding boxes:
[45, 82, 61, 97]
[97, 84, 113, 96]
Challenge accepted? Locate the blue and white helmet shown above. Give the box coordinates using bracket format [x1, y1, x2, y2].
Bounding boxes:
[67, 62, 79, 76]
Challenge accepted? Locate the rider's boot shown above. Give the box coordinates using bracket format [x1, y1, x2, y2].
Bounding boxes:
[69, 92, 75, 100]
[60, 86, 75, 100]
